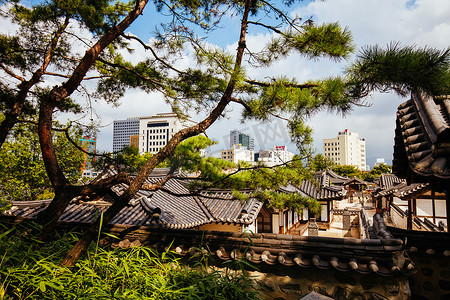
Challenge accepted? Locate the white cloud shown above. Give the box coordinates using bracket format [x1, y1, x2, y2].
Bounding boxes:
[2, 1, 449, 165]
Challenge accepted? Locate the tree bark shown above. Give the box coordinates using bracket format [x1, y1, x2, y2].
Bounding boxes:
[60, 0, 254, 267]
[0, 16, 70, 148]
[36, 0, 149, 235]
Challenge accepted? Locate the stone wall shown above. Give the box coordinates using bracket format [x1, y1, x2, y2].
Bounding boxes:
[408, 253, 450, 299]
[247, 266, 410, 300]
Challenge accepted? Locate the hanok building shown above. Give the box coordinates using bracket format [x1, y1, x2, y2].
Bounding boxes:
[382, 91, 450, 300]
[392, 92, 449, 230]
[2, 168, 420, 299]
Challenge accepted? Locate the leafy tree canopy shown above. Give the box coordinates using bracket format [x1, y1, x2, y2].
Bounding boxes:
[0, 121, 84, 203]
[308, 153, 334, 172]
[2, 0, 446, 266]
[346, 42, 450, 98]
[332, 164, 360, 178]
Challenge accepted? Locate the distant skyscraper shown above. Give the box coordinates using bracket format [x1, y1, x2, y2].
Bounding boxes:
[230, 130, 254, 150]
[323, 129, 366, 171]
[138, 113, 196, 154]
[113, 113, 197, 154]
[113, 117, 140, 152]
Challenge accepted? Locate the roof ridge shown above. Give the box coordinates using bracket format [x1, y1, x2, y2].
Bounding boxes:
[193, 195, 215, 221]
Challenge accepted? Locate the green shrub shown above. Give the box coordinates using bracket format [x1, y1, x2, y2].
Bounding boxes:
[0, 223, 260, 299]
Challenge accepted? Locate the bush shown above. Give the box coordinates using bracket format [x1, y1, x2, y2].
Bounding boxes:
[0, 223, 260, 299]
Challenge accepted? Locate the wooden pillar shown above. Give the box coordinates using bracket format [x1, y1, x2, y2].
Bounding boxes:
[446, 191, 450, 233]
[432, 190, 436, 224]
[407, 198, 412, 230]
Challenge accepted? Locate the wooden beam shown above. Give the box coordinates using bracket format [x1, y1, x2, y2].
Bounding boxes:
[446, 191, 450, 232]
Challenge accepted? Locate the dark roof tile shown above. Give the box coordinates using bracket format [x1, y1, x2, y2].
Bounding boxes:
[393, 92, 450, 183]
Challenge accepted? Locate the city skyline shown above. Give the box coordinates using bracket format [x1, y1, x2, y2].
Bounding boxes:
[1, 0, 448, 167]
[87, 0, 449, 166]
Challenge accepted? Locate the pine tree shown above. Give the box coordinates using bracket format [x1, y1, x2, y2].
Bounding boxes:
[0, 0, 377, 266]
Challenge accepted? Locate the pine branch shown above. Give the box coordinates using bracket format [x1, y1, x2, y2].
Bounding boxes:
[121, 33, 184, 74]
[245, 79, 317, 89]
[0, 63, 25, 82]
[44, 71, 109, 80]
[247, 21, 283, 34]
[96, 57, 168, 95]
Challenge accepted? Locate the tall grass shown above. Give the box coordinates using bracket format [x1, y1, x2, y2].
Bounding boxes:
[0, 223, 260, 299]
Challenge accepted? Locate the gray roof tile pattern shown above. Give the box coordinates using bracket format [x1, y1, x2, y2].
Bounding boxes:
[388, 225, 450, 255]
[291, 180, 346, 200]
[343, 177, 369, 186]
[198, 190, 262, 224]
[377, 174, 406, 189]
[92, 220, 412, 276]
[374, 182, 407, 197]
[314, 170, 349, 186]
[4, 169, 264, 229]
[393, 92, 450, 182]
[393, 183, 430, 198]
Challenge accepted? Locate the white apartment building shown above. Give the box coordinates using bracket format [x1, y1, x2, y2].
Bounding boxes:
[113, 113, 196, 154]
[323, 129, 366, 171]
[221, 144, 254, 164]
[112, 117, 140, 152]
[139, 113, 197, 154]
[257, 145, 295, 167]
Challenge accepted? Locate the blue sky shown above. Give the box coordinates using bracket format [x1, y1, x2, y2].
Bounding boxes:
[2, 0, 450, 167]
[98, 0, 449, 167]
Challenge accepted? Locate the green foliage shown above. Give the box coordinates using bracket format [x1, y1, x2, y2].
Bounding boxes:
[114, 146, 153, 173]
[169, 135, 235, 175]
[309, 154, 334, 171]
[256, 190, 321, 215]
[332, 165, 360, 178]
[0, 223, 260, 299]
[371, 163, 391, 175]
[0, 123, 84, 201]
[331, 163, 392, 182]
[346, 42, 450, 97]
[360, 163, 392, 182]
[262, 22, 354, 63]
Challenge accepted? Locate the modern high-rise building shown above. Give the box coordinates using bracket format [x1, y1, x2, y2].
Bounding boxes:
[113, 113, 197, 154]
[230, 130, 254, 150]
[323, 129, 366, 171]
[138, 113, 196, 154]
[112, 117, 140, 152]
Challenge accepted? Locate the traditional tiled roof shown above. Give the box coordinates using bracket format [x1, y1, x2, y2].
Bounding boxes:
[343, 177, 369, 186]
[393, 92, 450, 184]
[393, 183, 430, 198]
[372, 174, 408, 197]
[38, 215, 409, 276]
[376, 174, 406, 189]
[388, 225, 450, 256]
[286, 180, 346, 200]
[374, 182, 407, 197]
[4, 169, 263, 229]
[314, 170, 348, 186]
[1, 170, 414, 277]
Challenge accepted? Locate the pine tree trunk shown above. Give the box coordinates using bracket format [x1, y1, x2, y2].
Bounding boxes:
[60, 194, 130, 267]
[37, 188, 75, 240]
[59, 0, 253, 268]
